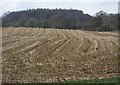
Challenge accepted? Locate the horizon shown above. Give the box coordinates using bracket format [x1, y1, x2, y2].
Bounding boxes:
[0, 0, 119, 17]
[1, 7, 119, 16]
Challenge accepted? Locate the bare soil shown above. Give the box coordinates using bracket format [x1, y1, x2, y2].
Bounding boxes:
[2, 27, 119, 83]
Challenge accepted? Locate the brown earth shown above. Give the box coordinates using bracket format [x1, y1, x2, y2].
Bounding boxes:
[2, 27, 119, 83]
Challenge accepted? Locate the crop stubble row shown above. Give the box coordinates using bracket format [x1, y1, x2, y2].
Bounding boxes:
[2, 27, 119, 83]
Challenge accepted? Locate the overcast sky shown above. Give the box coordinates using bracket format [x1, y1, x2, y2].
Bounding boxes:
[0, 0, 119, 16]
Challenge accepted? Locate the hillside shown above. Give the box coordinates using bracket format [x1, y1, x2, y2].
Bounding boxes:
[2, 9, 118, 31]
[2, 27, 119, 83]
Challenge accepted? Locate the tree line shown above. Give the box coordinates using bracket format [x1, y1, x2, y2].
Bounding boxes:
[2, 8, 119, 31]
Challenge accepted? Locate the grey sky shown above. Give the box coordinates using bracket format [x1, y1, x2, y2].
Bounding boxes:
[0, 0, 119, 16]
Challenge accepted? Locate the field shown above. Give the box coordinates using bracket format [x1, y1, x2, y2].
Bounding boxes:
[2, 27, 119, 83]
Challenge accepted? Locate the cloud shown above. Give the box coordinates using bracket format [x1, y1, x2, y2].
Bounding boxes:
[1, 0, 119, 3]
[0, 0, 20, 16]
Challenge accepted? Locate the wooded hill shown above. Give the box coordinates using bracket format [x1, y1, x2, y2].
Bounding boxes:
[2, 8, 119, 31]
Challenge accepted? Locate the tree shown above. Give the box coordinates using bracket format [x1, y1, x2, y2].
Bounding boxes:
[24, 18, 37, 27]
[95, 11, 107, 17]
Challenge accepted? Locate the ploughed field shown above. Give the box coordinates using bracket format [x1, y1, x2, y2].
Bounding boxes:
[2, 27, 119, 83]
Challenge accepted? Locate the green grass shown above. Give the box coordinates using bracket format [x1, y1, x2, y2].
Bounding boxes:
[2, 77, 120, 85]
[64, 77, 120, 83]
